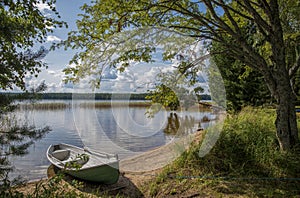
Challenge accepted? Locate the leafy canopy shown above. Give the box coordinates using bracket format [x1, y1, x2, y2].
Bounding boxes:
[59, 1, 211, 87]
[62, 0, 299, 95]
[0, 0, 66, 90]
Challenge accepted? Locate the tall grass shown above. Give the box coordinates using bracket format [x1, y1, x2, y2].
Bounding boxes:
[145, 107, 300, 197]
[174, 107, 300, 178]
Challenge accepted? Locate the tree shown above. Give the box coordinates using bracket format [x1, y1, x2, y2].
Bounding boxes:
[210, 0, 299, 112]
[62, 0, 299, 151]
[0, 0, 62, 190]
[0, 0, 66, 90]
[146, 69, 204, 112]
[0, 124, 50, 189]
[211, 41, 271, 111]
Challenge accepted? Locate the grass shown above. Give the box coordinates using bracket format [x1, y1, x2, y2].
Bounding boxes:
[142, 107, 300, 197]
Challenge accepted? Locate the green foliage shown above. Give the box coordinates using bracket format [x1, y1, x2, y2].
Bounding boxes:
[209, 0, 300, 110]
[174, 107, 300, 178]
[211, 41, 271, 111]
[146, 84, 180, 111]
[61, 0, 299, 84]
[64, 154, 89, 170]
[61, 0, 299, 149]
[0, 94, 16, 115]
[282, 0, 300, 97]
[0, 0, 66, 90]
[146, 69, 203, 113]
[58, 0, 205, 89]
[0, 1, 65, 189]
[0, 87, 51, 193]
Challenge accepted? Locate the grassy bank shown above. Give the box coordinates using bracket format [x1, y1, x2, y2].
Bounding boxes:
[143, 107, 300, 197]
[4, 107, 300, 197]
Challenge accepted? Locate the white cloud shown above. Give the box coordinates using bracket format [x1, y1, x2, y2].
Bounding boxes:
[46, 83, 59, 92]
[102, 67, 118, 80]
[47, 70, 56, 75]
[47, 35, 61, 42]
[36, 2, 51, 11]
[47, 69, 64, 78]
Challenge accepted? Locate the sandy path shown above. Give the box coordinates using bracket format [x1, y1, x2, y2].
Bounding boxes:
[120, 132, 199, 173]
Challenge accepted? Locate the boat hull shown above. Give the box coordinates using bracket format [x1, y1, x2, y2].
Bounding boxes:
[47, 143, 120, 184]
[63, 163, 119, 184]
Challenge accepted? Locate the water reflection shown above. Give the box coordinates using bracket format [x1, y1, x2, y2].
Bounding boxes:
[0, 115, 51, 187]
[7, 109, 83, 181]
[73, 105, 168, 157]
[164, 112, 200, 136]
[6, 100, 216, 181]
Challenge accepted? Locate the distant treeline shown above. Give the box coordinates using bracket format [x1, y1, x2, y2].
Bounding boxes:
[0, 92, 212, 101]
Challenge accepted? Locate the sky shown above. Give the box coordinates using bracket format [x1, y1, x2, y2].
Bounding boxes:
[20, 0, 209, 94]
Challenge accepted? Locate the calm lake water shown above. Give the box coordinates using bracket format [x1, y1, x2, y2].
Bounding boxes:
[8, 100, 216, 181]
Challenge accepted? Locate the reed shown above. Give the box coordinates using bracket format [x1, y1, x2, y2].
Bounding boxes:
[18, 103, 70, 110]
[80, 101, 152, 108]
[17, 101, 213, 112]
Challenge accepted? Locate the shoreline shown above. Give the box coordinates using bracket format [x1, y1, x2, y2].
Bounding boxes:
[12, 112, 228, 196]
[120, 130, 201, 173]
[13, 129, 203, 196]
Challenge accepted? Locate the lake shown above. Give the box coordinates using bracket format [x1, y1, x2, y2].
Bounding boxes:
[7, 100, 216, 181]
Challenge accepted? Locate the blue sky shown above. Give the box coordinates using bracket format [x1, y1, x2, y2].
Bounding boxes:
[21, 0, 90, 92]
[21, 0, 209, 94]
[40, 0, 89, 69]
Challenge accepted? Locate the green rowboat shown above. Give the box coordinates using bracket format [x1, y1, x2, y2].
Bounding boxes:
[47, 143, 119, 184]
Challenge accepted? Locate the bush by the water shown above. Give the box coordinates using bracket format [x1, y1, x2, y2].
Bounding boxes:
[174, 107, 300, 178]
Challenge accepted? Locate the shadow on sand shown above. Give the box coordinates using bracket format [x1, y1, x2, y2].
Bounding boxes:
[47, 165, 144, 197]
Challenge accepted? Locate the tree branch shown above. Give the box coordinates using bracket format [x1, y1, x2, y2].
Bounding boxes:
[258, 0, 272, 19]
[213, 0, 254, 21]
[203, 0, 236, 36]
[219, 0, 242, 35]
[237, 0, 272, 33]
[289, 55, 300, 78]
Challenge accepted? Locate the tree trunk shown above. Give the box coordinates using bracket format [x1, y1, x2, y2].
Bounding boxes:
[274, 76, 299, 151]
